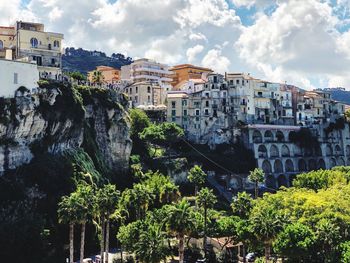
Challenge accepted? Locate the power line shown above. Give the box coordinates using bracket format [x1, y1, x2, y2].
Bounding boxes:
[181, 139, 277, 193]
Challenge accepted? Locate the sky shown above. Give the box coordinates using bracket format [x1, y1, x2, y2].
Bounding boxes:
[2, 0, 350, 90]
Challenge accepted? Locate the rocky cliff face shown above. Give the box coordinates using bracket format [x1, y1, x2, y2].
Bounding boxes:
[0, 81, 132, 175]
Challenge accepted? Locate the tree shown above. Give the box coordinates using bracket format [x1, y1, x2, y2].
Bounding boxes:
[165, 199, 195, 263]
[96, 184, 120, 263]
[188, 165, 207, 196]
[341, 241, 350, 263]
[75, 185, 94, 263]
[196, 188, 217, 258]
[135, 223, 169, 263]
[91, 70, 105, 86]
[273, 222, 316, 262]
[248, 168, 265, 198]
[130, 109, 150, 154]
[58, 193, 81, 263]
[250, 198, 287, 262]
[68, 71, 86, 82]
[231, 191, 253, 219]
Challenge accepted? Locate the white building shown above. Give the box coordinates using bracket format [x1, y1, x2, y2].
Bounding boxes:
[0, 59, 39, 98]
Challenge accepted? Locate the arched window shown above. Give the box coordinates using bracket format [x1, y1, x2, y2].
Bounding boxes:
[326, 144, 333, 156]
[318, 159, 326, 169]
[262, 160, 272, 174]
[53, 40, 60, 48]
[253, 130, 262, 143]
[265, 174, 276, 189]
[308, 159, 317, 171]
[285, 159, 294, 172]
[276, 130, 284, 142]
[298, 159, 307, 172]
[258, 145, 268, 158]
[0, 40, 3, 49]
[274, 160, 283, 173]
[281, 145, 290, 157]
[338, 157, 345, 166]
[264, 130, 274, 142]
[277, 174, 288, 188]
[270, 144, 279, 158]
[30, 38, 38, 48]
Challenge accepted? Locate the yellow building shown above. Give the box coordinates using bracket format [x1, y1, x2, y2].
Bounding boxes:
[170, 64, 213, 89]
[88, 66, 120, 84]
[0, 21, 64, 78]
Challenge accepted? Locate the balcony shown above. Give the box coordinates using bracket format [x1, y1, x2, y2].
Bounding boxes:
[132, 67, 172, 75]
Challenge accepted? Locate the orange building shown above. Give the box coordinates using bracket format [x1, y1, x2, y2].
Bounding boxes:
[170, 64, 213, 89]
[88, 66, 120, 84]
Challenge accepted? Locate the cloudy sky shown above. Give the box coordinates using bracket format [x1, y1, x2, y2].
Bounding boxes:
[2, 0, 350, 89]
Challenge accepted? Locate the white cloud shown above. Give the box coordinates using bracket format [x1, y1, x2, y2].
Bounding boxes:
[236, 0, 350, 89]
[202, 49, 230, 73]
[186, 45, 204, 63]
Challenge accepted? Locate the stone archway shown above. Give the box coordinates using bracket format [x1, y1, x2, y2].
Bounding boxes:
[270, 144, 279, 158]
[335, 145, 342, 156]
[258, 145, 268, 158]
[308, 159, 317, 171]
[277, 174, 288, 188]
[276, 130, 284, 142]
[262, 160, 272, 174]
[330, 158, 336, 168]
[318, 159, 326, 169]
[346, 145, 350, 156]
[298, 159, 307, 172]
[274, 159, 283, 173]
[281, 144, 290, 157]
[253, 130, 263, 143]
[338, 157, 345, 166]
[326, 144, 333, 156]
[285, 159, 294, 173]
[265, 174, 276, 189]
[264, 130, 274, 142]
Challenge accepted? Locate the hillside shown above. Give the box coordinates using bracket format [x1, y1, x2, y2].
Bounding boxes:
[326, 88, 350, 105]
[62, 47, 133, 75]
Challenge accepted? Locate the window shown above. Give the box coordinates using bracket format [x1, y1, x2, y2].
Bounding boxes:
[51, 58, 55, 65]
[135, 96, 138, 103]
[54, 40, 60, 48]
[147, 86, 151, 93]
[205, 101, 209, 107]
[148, 96, 151, 103]
[172, 110, 176, 116]
[236, 79, 240, 84]
[0, 40, 3, 49]
[195, 109, 200, 116]
[204, 109, 209, 116]
[172, 117, 176, 122]
[182, 100, 187, 106]
[136, 86, 138, 93]
[172, 101, 176, 108]
[30, 38, 38, 48]
[14, 73, 18, 84]
[129, 88, 132, 93]
[183, 109, 187, 116]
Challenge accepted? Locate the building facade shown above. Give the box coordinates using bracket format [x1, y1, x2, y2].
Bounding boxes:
[88, 66, 120, 84]
[169, 64, 213, 89]
[0, 59, 39, 98]
[0, 21, 64, 79]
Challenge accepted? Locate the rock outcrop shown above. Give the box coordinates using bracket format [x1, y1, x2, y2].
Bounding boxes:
[0, 81, 132, 175]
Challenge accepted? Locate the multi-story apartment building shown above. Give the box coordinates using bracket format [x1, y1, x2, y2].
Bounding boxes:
[124, 81, 167, 109]
[169, 64, 213, 89]
[0, 21, 64, 79]
[121, 58, 172, 89]
[88, 66, 120, 84]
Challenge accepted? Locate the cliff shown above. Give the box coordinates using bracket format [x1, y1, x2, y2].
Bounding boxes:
[0, 81, 132, 175]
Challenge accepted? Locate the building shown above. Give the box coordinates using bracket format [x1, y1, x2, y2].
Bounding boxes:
[124, 81, 167, 108]
[0, 21, 64, 79]
[121, 58, 172, 89]
[88, 66, 120, 84]
[0, 59, 39, 98]
[244, 122, 350, 189]
[169, 64, 213, 89]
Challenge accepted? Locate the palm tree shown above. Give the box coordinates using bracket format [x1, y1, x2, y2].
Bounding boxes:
[248, 168, 265, 198]
[75, 185, 94, 263]
[196, 188, 217, 258]
[91, 70, 105, 86]
[165, 199, 195, 263]
[135, 223, 169, 263]
[187, 165, 207, 196]
[58, 193, 81, 263]
[96, 184, 120, 263]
